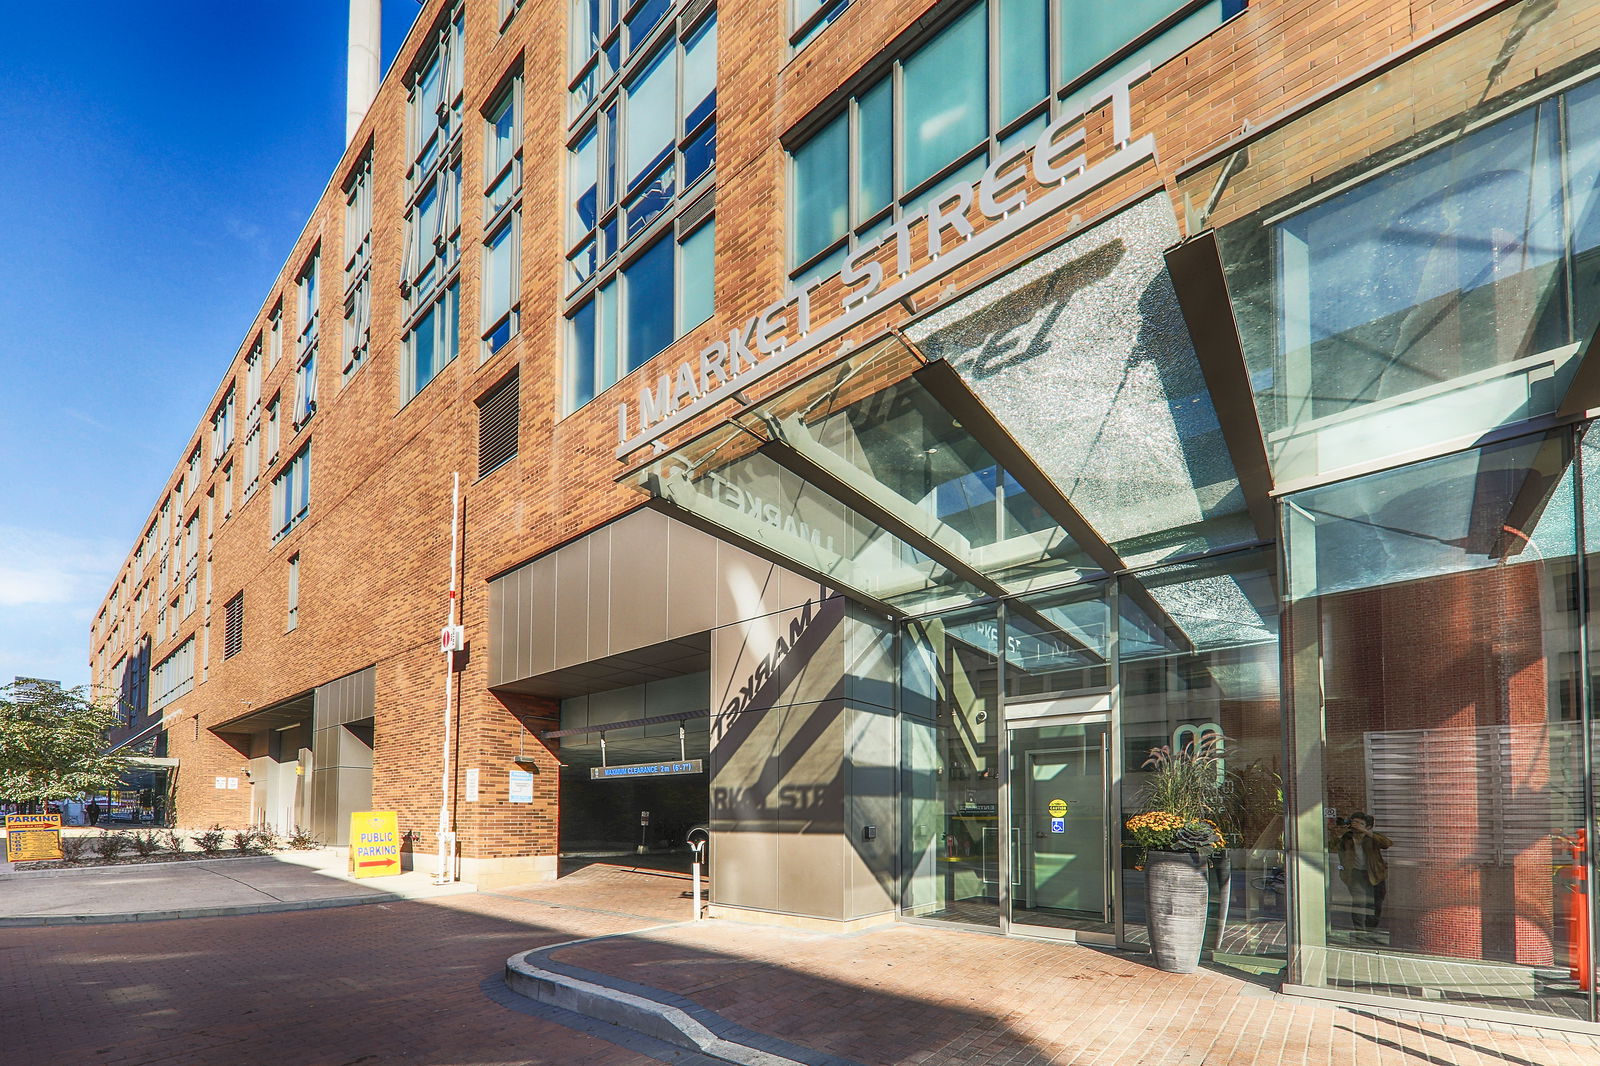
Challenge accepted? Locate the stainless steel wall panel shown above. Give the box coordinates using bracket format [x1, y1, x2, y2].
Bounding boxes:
[554, 541, 591, 669]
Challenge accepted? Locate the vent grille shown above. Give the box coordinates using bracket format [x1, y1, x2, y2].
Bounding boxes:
[478, 371, 519, 477]
[224, 593, 244, 660]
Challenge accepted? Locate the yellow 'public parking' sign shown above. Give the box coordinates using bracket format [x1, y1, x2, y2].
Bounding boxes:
[6, 813, 63, 862]
[348, 811, 401, 878]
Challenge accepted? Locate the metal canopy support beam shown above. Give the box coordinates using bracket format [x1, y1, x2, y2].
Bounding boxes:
[912, 358, 1192, 653]
[1164, 231, 1277, 545]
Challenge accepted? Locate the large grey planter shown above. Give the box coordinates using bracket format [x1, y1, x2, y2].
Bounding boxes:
[1145, 849, 1209, 973]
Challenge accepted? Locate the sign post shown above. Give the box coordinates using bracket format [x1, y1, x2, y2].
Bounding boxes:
[5, 814, 62, 862]
[348, 811, 401, 878]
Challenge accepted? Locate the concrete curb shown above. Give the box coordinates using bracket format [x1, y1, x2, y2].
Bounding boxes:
[505, 948, 822, 1066]
[0, 892, 401, 927]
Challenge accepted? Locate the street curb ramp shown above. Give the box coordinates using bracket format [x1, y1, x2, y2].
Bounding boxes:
[504, 948, 846, 1066]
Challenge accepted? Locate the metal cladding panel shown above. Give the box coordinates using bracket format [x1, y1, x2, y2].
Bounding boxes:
[586, 525, 611, 658]
[609, 511, 671, 653]
[314, 666, 375, 729]
[528, 557, 558, 677]
[666, 520, 718, 640]
[554, 540, 591, 670]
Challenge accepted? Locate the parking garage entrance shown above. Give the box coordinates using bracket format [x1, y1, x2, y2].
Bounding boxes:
[549, 671, 711, 876]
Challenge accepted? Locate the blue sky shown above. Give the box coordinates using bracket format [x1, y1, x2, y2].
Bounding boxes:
[0, 2, 425, 691]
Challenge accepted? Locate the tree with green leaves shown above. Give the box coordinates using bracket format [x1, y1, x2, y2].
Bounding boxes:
[0, 682, 127, 805]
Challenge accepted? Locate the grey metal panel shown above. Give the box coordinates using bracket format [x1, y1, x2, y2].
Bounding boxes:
[488, 578, 507, 687]
[554, 541, 590, 669]
[714, 544, 780, 628]
[314, 666, 376, 730]
[528, 557, 557, 676]
[609, 511, 670, 653]
[586, 525, 611, 661]
[666, 520, 717, 639]
[312, 727, 338, 766]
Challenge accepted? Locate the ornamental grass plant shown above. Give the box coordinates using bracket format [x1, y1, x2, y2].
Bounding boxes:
[1125, 734, 1228, 858]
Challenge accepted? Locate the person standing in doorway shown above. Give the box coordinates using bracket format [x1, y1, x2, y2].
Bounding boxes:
[86, 800, 101, 827]
[1334, 811, 1392, 930]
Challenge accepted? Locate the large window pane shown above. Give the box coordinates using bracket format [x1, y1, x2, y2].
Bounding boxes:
[679, 219, 714, 331]
[569, 298, 597, 409]
[997, 0, 1047, 126]
[624, 44, 675, 190]
[1059, 0, 1184, 87]
[682, 16, 717, 132]
[1283, 432, 1585, 1017]
[855, 78, 893, 223]
[624, 234, 675, 371]
[902, 4, 986, 191]
[793, 113, 848, 266]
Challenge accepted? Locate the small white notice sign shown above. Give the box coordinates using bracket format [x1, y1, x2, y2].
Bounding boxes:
[508, 770, 533, 804]
[214, 776, 227, 790]
[465, 768, 480, 802]
[226, 778, 239, 791]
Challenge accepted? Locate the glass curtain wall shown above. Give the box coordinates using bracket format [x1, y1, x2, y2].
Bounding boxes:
[902, 604, 1002, 927]
[1282, 429, 1594, 1019]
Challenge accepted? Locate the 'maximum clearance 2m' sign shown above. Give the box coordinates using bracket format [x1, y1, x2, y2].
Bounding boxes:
[616, 65, 1156, 458]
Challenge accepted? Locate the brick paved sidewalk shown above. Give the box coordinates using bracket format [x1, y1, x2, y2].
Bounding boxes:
[544, 918, 1600, 1066]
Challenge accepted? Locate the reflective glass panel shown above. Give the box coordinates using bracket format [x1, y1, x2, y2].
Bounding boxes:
[624, 44, 674, 190]
[623, 233, 674, 371]
[678, 219, 714, 332]
[1283, 432, 1586, 1017]
[793, 113, 848, 266]
[855, 79, 893, 223]
[901, 605, 1002, 928]
[902, 3, 986, 191]
[996, 0, 1047, 127]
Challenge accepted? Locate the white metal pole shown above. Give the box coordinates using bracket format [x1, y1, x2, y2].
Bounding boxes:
[692, 845, 703, 921]
[435, 472, 460, 885]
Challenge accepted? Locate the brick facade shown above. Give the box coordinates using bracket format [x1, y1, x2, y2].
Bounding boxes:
[90, 0, 1499, 866]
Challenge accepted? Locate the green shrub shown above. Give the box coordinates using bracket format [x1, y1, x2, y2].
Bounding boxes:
[193, 825, 227, 855]
[92, 831, 126, 861]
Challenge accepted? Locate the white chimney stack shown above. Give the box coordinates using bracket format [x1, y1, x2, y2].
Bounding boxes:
[346, 0, 382, 144]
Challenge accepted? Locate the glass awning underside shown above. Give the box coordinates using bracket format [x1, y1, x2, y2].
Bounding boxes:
[627, 330, 1259, 636]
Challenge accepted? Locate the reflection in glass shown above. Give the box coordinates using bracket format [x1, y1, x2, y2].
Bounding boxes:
[902, 606, 1002, 928]
[1119, 551, 1284, 965]
[1283, 431, 1586, 1017]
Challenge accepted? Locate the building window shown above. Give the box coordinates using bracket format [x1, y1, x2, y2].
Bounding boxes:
[221, 462, 233, 519]
[787, 0, 1234, 277]
[245, 340, 262, 414]
[402, 5, 466, 401]
[187, 446, 201, 491]
[242, 422, 260, 500]
[266, 394, 280, 461]
[182, 516, 198, 617]
[499, 0, 524, 28]
[791, 0, 854, 49]
[272, 444, 311, 542]
[210, 387, 235, 459]
[563, 4, 716, 412]
[477, 370, 519, 477]
[286, 554, 300, 632]
[295, 251, 319, 424]
[223, 593, 244, 659]
[483, 75, 522, 357]
[269, 303, 283, 368]
[343, 153, 374, 382]
[151, 636, 195, 710]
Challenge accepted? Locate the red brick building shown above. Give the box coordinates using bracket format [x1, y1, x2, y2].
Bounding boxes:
[90, 0, 1600, 1029]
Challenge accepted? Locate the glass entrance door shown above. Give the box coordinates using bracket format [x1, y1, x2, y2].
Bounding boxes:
[1008, 716, 1112, 937]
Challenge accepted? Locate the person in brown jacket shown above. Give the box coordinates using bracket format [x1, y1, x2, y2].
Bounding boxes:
[1334, 812, 1392, 930]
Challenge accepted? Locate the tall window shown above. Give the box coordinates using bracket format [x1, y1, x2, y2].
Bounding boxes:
[151, 636, 195, 709]
[266, 394, 281, 462]
[210, 387, 235, 459]
[343, 153, 374, 381]
[223, 593, 244, 660]
[187, 445, 201, 490]
[791, 0, 854, 48]
[402, 6, 466, 401]
[483, 75, 522, 357]
[182, 516, 198, 618]
[245, 340, 262, 414]
[564, 3, 717, 412]
[221, 462, 233, 519]
[295, 251, 319, 424]
[788, 0, 1238, 277]
[286, 554, 300, 632]
[242, 422, 261, 499]
[272, 444, 312, 542]
[268, 303, 283, 368]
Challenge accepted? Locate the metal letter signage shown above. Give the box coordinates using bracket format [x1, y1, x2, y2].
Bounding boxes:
[616, 64, 1156, 458]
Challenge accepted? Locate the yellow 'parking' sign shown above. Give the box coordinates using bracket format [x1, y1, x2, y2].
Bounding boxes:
[6, 814, 63, 862]
[348, 811, 401, 878]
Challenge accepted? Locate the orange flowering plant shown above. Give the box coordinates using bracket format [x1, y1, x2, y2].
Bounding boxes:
[1124, 735, 1230, 858]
